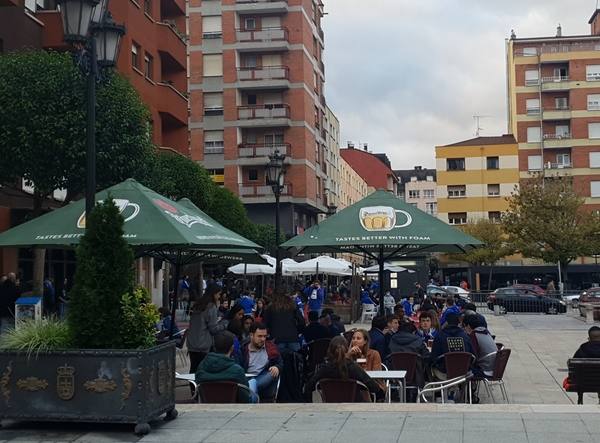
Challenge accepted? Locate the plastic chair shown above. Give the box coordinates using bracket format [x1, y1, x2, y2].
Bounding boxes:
[316, 378, 373, 403]
[479, 348, 511, 403]
[306, 338, 331, 374]
[198, 381, 254, 404]
[360, 304, 378, 323]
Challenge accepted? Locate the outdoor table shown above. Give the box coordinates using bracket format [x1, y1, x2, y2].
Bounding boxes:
[366, 370, 407, 403]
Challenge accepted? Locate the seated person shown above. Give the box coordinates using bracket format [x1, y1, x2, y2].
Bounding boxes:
[463, 314, 497, 378]
[304, 310, 334, 343]
[195, 332, 252, 403]
[239, 323, 283, 400]
[322, 308, 346, 335]
[388, 321, 430, 359]
[319, 313, 339, 338]
[401, 296, 415, 317]
[157, 307, 180, 338]
[462, 303, 488, 329]
[361, 288, 377, 305]
[573, 326, 600, 358]
[384, 314, 399, 352]
[304, 336, 385, 402]
[348, 329, 382, 371]
[454, 294, 467, 309]
[430, 312, 474, 380]
[416, 311, 438, 342]
[440, 297, 461, 328]
[368, 316, 389, 360]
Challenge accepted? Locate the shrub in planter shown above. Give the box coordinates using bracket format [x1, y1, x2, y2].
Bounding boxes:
[119, 287, 159, 349]
[0, 318, 72, 356]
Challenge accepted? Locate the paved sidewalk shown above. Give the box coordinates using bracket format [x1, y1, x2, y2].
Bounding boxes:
[1, 404, 600, 442]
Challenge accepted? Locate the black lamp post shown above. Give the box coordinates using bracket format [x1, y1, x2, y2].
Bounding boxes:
[57, 0, 125, 222]
[266, 150, 286, 293]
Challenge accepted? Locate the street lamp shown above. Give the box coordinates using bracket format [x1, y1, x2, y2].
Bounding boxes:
[266, 150, 286, 293]
[57, 0, 125, 222]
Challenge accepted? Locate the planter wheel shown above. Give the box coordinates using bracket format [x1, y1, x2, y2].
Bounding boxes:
[165, 407, 178, 421]
[134, 423, 151, 435]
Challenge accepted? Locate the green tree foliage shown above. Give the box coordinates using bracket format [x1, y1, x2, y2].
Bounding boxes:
[251, 224, 286, 254]
[451, 218, 514, 289]
[0, 50, 153, 203]
[68, 199, 134, 349]
[206, 186, 256, 239]
[119, 287, 159, 349]
[502, 176, 600, 279]
[140, 150, 214, 211]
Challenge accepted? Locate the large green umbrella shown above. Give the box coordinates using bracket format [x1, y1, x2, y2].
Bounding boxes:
[282, 190, 482, 310]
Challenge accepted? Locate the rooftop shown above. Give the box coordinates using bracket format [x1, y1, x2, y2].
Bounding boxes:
[441, 135, 517, 147]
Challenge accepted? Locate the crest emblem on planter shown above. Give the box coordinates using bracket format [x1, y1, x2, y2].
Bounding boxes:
[57, 365, 75, 401]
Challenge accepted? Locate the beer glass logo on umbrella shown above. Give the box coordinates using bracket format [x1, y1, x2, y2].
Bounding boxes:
[77, 199, 141, 229]
[359, 206, 413, 232]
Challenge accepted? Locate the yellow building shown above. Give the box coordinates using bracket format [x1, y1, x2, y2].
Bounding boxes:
[435, 135, 519, 225]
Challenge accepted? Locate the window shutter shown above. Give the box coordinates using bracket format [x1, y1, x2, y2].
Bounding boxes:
[528, 155, 542, 170]
[202, 16, 222, 33]
[589, 123, 600, 139]
[590, 152, 600, 168]
[591, 181, 600, 197]
[203, 54, 223, 77]
[527, 127, 541, 142]
[587, 65, 600, 81]
[204, 93, 223, 108]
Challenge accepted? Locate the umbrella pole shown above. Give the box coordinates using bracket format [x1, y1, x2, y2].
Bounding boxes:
[243, 264, 247, 291]
[169, 252, 182, 339]
[378, 246, 385, 315]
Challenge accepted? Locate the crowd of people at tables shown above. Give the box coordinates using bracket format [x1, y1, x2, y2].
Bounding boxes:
[159, 277, 501, 404]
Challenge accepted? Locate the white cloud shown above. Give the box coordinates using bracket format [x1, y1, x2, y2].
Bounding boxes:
[323, 0, 594, 169]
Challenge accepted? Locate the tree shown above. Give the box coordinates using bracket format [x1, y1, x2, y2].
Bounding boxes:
[206, 186, 255, 240]
[502, 176, 600, 283]
[139, 150, 215, 211]
[68, 199, 134, 349]
[251, 224, 286, 254]
[451, 219, 514, 289]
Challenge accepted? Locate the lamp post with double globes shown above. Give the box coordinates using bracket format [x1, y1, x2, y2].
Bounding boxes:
[57, 0, 125, 222]
[266, 150, 286, 294]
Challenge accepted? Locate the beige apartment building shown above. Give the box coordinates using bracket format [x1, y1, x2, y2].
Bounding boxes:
[395, 167, 437, 216]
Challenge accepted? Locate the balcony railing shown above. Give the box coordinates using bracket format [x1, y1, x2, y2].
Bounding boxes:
[236, 27, 288, 43]
[236, 0, 288, 3]
[238, 143, 290, 157]
[515, 43, 600, 56]
[543, 133, 571, 140]
[204, 144, 224, 155]
[545, 162, 572, 169]
[238, 104, 290, 120]
[239, 183, 292, 197]
[237, 66, 289, 81]
[542, 75, 569, 83]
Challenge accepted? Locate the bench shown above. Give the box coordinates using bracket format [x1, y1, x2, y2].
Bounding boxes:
[566, 358, 600, 404]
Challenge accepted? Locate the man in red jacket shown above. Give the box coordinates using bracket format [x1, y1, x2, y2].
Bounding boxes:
[239, 322, 283, 401]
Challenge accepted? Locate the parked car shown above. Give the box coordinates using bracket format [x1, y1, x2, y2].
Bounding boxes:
[578, 288, 600, 320]
[509, 284, 546, 295]
[441, 286, 471, 301]
[562, 293, 581, 308]
[487, 287, 566, 314]
[426, 285, 449, 298]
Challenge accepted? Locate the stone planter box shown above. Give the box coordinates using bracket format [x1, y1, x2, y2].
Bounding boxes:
[0, 341, 177, 435]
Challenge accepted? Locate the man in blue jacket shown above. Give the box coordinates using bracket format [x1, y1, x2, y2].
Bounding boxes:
[430, 312, 474, 380]
[369, 316, 389, 360]
[440, 297, 461, 327]
[304, 281, 324, 315]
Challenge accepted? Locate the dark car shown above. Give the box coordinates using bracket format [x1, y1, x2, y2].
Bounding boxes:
[487, 287, 566, 314]
[509, 284, 546, 295]
[578, 287, 600, 320]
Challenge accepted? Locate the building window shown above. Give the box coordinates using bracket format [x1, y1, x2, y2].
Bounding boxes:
[488, 184, 500, 196]
[527, 126, 541, 143]
[426, 202, 437, 215]
[203, 54, 223, 77]
[448, 212, 467, 225]
[447, 158, 465, 171]
[528, 155, 542, 171]
[555, 97, 568, 110]
[587, 65, 600, 81]
[526, 99, 540, 115]
[144, 53, 153, 79]
[248, 169, 258, 181]
[448, 185, 466, 198]
[144, 0, 151, 15]
[525, 69, 539, 86]
[487, 156, 499, 170]
[589, 123, 600, 139]
[204, 92, 223, 116]
[244, 17, 257, 31]
[488, 211, 501, 223]
[131, 43, 140, 69]
[590, 152, 600, 168]
[408, 190, 420, 199]
[591, 181, 600, 197]
[423, 189, 435, 199]
[588, 94, 600, 111]
[556, 153, 571, 167]
[202, 16, 222, 38]
[522, 47, 537, 56]
[204, 130, 224, 154]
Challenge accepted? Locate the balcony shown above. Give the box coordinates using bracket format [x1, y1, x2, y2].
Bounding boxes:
[156, 22, 186, 68]
[543, 133, 571, 148]
[236, 66, 290, 89]
[239, 183, 292, 198]
[545, 162, 572, 170]
[541, 76, 571, 91]
[235, 0, 289, 14]
[235, 27, 289, 52]
[237, 104, 291, 127]
[542, 106, 571, 120]
[157, 82, 188, 124]
[238, 143, 290, 158]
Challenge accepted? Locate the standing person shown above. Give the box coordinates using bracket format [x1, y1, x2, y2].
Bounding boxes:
[178, 275, 191, 306]
[186, 284, 229, 373]
[42, 277, 56, 316]
[414, 282, 425, 303]
[384, 291, 396, 315]
[238, 291, 255, 315]
[264, 294, 306, 354]
[293, 290, 304, 315]
[304, 281, 324, 315]
[254, 298, 266, 323]
[0, 273, 19, 332]
[546, 279, 556, 294]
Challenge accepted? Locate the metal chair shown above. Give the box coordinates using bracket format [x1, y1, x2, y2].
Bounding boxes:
[388, 352, 420, 401]
[316, 378, 373, 403]
[444, 352, 475, 403]
[306, 338, 331, 374]
[197, 381, 255, 404]
[417, 374, 473, 404]
[478, 348, 511, 403]
[360, 304, 378, 323]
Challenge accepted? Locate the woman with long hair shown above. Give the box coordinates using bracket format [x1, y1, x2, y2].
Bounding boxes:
[304, 336, 384, 402]
[226, 303, 245, 339]
[185, 284, 228, 373]
[348, 329, 382, 371]
[263, 292, 306, 354]
[254, 298, 266, 323]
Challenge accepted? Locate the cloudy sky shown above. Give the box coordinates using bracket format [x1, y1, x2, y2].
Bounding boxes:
[323, 0, 595, 170]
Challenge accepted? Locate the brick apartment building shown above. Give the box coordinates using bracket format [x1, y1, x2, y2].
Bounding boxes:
[339, 143, 399, 195]
[188, 0, 329, 237]
[507, 10, 600, 213]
